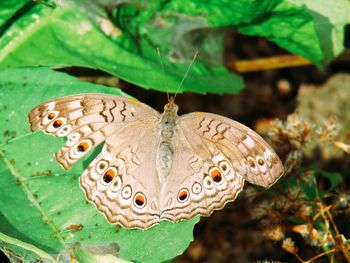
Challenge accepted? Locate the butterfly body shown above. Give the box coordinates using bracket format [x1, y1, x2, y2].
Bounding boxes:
[157, 99, 178, 185]
[28, 94, 284, 230]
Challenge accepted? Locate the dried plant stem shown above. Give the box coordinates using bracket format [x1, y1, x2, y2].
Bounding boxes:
[326, 207, 340, 236]
[304, 248, 336, 263]
[293, 251, 305, 263]
[325, 209, 350, 262]
[232, 54, 311, 72]
[288, 201, 350, 262]
[314, 203, 333, 245]
[292, 246, 336, 263]
[231, 50, 350, 72]
[313, 202, 350, 262]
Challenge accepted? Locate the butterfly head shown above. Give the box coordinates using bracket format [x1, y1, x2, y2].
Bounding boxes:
[164, 96, 178, 114]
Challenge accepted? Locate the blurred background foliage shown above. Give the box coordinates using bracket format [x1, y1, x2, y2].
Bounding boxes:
[0, 0, 349, 262]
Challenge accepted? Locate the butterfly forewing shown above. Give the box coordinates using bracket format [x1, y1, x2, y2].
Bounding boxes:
[179, 113, 284, 188]
[28, 94, 159, 169]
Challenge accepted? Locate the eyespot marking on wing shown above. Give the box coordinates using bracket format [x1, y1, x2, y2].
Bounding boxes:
[96, 160, 108, 174]
[220, 162, 228, 172]
[77, 140, 90, 152]
[46, 117, 67, 133]
[110, 175, 122, 192]
[210, 167, 223, 183]
[257, 157, 264, 166]
[192, 182, 202, 195]
[203, 175, 214, 190]
[257, 156, 268, 174]
[42, 110, 59, 125]
[247, 156, 259, 174]
[53, 119, 63, 128]
[247, 157, 255, 168]
[134, 193, 146, 208]
[69, 139, 92, 159]
[178, 188, 189, 202]
[102, 167, 116, 183]
[47, 112, 56, 120]
[121, 185, 132, 200]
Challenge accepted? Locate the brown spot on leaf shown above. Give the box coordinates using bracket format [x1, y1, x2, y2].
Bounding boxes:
[67, 224, 83, 231]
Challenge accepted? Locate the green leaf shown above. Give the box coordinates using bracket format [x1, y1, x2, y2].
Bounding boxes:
[0, 2, 242, 94]
[154, 0, 350, 67]
[300, 169, 343, 199]
[0, 67, 199, 263]
[236, 2, 325, 66]
[1, 0, 349, 94]
[292, 0, 350, 65]
[273, 167, 343, 200]
[315, 169, 343, 195]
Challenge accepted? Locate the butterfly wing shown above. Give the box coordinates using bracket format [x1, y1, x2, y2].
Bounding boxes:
[29, 95, 284, 229]
[28, 94, 158, 169]
[160, 112, 284, 222]
[80, 120, 162, 229]
[28, 94, 162, 229]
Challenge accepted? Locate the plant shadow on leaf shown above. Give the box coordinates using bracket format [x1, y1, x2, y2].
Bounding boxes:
[82, 144, 104, 170]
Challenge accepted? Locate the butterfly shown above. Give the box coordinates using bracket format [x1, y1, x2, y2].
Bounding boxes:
[28, 94, 284, 230]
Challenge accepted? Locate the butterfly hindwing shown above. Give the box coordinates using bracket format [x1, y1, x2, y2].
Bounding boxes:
[159, 135, 245, 221]
[80, 121, 162, 229]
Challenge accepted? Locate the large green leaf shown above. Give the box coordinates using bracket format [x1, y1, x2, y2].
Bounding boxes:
[141, 0, 349, 67]
[1, 1, 348, 94]
[0, 1, 242, 94]
[0, 67, 199, 263]
[296, 0, 350, 65]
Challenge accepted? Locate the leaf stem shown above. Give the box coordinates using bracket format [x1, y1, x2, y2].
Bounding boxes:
[0, 232, 56, 262]
[305, 248, 336, 263]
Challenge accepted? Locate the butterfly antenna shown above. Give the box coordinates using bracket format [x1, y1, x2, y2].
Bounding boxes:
[173, 51, 199, 101]
[157, 48, 170, 101]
